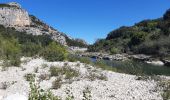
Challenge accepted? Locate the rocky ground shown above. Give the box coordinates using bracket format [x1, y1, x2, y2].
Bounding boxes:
[0, 57, 166, 100]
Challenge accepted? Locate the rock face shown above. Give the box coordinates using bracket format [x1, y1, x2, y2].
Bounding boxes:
[0, 3, 30, 27]
[0, 2, 67, 45]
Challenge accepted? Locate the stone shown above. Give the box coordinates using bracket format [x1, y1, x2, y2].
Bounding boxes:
[0, 6, 30, 27]
[0, 57, 164, 100]
[0, 2, 67, 46]
[8, 2, 21, 8]
[4, 93, 28, 100]
[131, 54, 151, 61]
[163, 59, 170, 67]
[146, 60, 164, 66]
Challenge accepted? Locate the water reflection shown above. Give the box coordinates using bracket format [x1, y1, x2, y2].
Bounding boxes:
[90, 58, 170, 76]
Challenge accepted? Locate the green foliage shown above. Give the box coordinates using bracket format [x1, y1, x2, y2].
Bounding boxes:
[68, 55, 91, 64]
[0, 36, 21, 66]
[89, 8, 170, 56]
[110, 47, 120, 54]
[41, 42, 68, 61]
[21, 42, 42, 57]
[0, 25, 69, 67]
[133, 36, 170, 55]
[25, 73, 35, 82]
[158, 80, 170, 100]
[88, 72, 107, 81]
[93, 60, 117, 72]
[50, 66, 79, 79]
[130, 31, 147, 46]
[52, 77, 62, 89]
[88, 39, 114, 52]
[29, 78, 60, 100]
[50, 66, 61, 77]
[65, 36, 88, 47]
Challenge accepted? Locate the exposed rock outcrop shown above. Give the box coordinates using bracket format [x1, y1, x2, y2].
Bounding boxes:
[0, 3, 30, 27]
[0, 2, 67, 45]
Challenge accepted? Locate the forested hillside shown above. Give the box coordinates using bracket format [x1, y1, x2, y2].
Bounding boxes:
[65, 36, 88, 47]
[88, 9, 170, 56]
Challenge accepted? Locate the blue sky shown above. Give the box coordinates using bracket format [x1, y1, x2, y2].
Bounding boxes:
[1, 0, 170, 44]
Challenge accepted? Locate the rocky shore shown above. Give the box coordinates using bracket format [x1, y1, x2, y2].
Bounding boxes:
[0, 57, 167, 100]
[78, 52, 170, 67]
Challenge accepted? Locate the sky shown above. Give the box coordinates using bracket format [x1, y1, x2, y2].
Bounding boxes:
[1, 0, 170, 44]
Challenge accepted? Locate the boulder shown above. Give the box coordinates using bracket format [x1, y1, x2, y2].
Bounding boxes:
[163, 59, 170, 67]
[131, 54, 151, 61]
[146, 60, 164, 66]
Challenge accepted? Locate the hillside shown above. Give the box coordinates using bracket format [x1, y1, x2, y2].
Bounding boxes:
[88, 9, 170, 57]
[0, 2, 87, 47]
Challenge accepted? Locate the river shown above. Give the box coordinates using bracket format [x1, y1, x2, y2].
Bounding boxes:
[90, 58, 170, 76]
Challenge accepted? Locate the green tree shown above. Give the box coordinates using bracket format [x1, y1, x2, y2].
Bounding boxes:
[130, 31, 147, 46]
[40, 42, 68, 61]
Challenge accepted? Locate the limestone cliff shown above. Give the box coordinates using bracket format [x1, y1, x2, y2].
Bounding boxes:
[0, 2, 67, 45]
[0, 2, 30, 27]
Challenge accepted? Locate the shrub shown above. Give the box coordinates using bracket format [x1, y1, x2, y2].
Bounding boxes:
[21, 42, 42, 57]
[52, 77, 62, 89]
[29, 79, 61, 100]
[50, 66, 61, 77]
[39, 73, 50, 81]
[0, 37, 21, 66]
[158, 80, 170, 100]
[130, 31, 147, 46]
[25, 73, 35, 82]
[50, 66, 79, 80]
[110, 47, 120, 54]
[40, 42, 68, 61]
[87, 72, 107, 81]
[64, 67, 79, 79]
[0, 82, 9, 90]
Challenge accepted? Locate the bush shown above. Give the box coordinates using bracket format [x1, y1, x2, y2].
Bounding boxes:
[50, 66, 61, 77]
[21, 42, 42, 57]
[0, 37, 21, 66]
[29, 78, 60, 100]
[50, 66, 79, 79]
[25, 73, 35, 82]
[40, 42, 68, 61]
[110, 47, 120, 54]
[133, 36, 170, 55]
[158, 80, 170, 100]
[130, 31, 147, 46]
[52, 77, 62, 89]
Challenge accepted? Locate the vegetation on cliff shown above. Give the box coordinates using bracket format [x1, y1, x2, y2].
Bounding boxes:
[0, 25, 68, 66]
[65, 36, 88, 48]
[88, 9, 170, 57]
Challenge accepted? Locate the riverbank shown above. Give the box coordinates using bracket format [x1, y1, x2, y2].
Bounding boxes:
[0, 57, 166, 100]
[77, 52, 170, 67]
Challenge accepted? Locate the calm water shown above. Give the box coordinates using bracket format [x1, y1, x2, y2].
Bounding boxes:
[91, 58, 170, 76]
